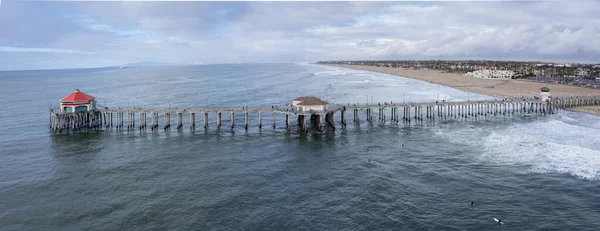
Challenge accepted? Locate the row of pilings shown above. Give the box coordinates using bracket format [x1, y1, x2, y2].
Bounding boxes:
[338, 101, 557, 126]
[554, 98, 600, 109]
[50, 110, 103, 131]
[49, 98, 600, 133]
[50, 110, 323, 133]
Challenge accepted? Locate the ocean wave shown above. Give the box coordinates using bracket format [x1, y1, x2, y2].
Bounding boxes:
[355, 74, 377, 79]
[560, 115, 578, 123]
[482, 133, 600, 180]
[433, 115, 600, 180]
[314, 70, 347, 76]
[343, 79, 370, 84]
[480, 119, 600, 180]
[432, 124, 486, 147]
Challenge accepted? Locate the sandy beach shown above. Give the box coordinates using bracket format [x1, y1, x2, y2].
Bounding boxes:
[325, 64, 600, 116]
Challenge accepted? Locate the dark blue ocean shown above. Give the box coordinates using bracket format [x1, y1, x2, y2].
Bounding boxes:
[1, 63, 600, 230]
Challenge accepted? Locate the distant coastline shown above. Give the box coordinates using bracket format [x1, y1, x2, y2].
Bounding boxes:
[321, 63, 600, 116]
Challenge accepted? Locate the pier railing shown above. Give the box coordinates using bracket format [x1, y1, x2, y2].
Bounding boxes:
[49, 96, 600, 133]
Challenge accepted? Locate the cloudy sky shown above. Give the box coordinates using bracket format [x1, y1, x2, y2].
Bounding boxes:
[0, 0, 599, 70]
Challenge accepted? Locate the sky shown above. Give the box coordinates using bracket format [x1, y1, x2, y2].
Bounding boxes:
[0, 0, 599, 70]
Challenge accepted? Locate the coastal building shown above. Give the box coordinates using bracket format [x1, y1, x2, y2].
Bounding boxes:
[464, 69, 515, 79]
[292, 96, 327, 112]
[540, 86, 551, 102]
[576, 68, 590, 77]
[60, 89, 96, 112]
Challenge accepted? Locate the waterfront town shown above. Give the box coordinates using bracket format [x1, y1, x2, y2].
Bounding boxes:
[318, 60, 600, 89]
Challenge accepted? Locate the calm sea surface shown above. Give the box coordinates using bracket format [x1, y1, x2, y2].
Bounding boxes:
[1, 63, 600, 230]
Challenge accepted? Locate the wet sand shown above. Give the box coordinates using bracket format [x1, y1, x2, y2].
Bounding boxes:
[325, 64, 600, 116]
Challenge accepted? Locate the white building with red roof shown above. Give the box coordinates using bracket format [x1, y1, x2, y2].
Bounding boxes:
[60, 89, 97, 112]
[292, 96, 328, 112]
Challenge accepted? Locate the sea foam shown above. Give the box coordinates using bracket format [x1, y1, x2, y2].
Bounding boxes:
[480, 118, 600, 180]
[433, 114, 600, 180]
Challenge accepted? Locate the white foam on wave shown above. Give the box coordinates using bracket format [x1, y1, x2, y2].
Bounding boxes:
[560, 115, 578, 123]
[165, 76, 197, 84]
[563, 111, 600, 130]
[355, 73, 377, 79]
[433, 124, 488, 147]
[480, 118, 600, 180]
[314, 70, 347, 76]
[433, 114, 600, 180]
[379, 84, 407, 87]
[343, 79, 371, 84]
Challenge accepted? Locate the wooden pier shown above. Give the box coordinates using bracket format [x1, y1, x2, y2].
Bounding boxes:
[49, 97, 600, 133]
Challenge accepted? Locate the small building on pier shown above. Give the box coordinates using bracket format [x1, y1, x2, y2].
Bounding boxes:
[60, 89, 97, 112]
[540, 86, 551, 102]
[292, 96, 328, 112]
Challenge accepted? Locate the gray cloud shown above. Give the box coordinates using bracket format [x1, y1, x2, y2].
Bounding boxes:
[1, 1, 599, 70]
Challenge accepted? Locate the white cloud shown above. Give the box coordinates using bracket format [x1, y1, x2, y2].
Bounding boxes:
[72, 16, 144, 36]
[0, 46, 92, 54]
[2, 1, 600, 70]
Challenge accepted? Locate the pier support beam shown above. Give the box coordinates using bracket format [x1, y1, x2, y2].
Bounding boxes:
[152, 113, 158, 130]
[315, 114, 323, 132]
[326, 112, 335, 129]
[245, 111, 249, 130]
[298, 115, 307, 132]
[217, 112, 222, 128]
[164, 113, 170, 130]
[204, 112, 209, 129]
[258, 112, 262, 129]
[190, 113, 195, 130]
[286, 114, 291, 130]
[177, 113, 183, 130]
[341, 109, 346, 126]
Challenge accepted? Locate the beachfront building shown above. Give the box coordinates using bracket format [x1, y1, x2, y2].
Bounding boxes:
[464, 70, 515, 79]
[540, 86, 551, 102]
[60, 89, 97, 112]
[292, 96, 328, 112]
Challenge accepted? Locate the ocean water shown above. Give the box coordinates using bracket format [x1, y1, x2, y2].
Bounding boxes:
[1, 63, 600, 230]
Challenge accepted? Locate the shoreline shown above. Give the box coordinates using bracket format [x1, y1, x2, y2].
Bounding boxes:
[322, 64, 600, 117]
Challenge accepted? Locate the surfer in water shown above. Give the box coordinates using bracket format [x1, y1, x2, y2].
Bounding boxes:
[494, 218, 504, 225]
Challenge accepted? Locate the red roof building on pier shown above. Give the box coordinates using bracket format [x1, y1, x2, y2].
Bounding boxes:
[292, 96, 328, 112]
[60, 89, 97, 112]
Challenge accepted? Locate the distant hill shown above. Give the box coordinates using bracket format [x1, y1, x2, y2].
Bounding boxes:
[122, 61, 176, 67]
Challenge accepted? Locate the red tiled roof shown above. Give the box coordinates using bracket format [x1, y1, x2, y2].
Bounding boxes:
[60, 89, 95, 102]
[294, 96, 328, 105]
[61, 102, 91, 106]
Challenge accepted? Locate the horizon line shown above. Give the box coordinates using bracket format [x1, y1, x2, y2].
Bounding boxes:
[2, 59, 599, 72]
[24, 0, 569, 2]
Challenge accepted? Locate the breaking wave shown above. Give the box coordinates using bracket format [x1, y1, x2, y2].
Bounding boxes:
[481, 118, 600, 180]
[435, 115, 600, 180]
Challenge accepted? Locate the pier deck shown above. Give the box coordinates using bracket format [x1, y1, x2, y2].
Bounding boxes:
[49, 97, 600, 133]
